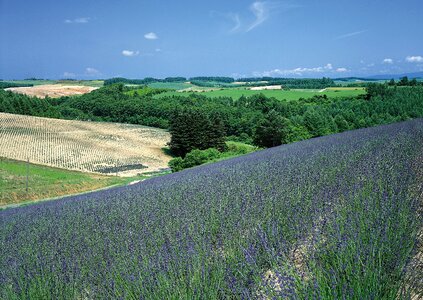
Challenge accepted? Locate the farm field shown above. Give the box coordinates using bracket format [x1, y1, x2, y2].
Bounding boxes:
[155, 86, 366, 101]
[4, 84, 98, 98]
[1, 119, 421, 298]
[1, 79, 104, 87]
[147, 81, 194, 90]
[0, 112, 171, 176]
[0, 158, 143, 207]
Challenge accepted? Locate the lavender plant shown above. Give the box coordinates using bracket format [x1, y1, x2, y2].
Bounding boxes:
[1, 119, 422, 299]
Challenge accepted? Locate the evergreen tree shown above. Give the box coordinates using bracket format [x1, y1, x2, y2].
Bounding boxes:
[253, 110, 288, 147]
[169, 109, 226, 157]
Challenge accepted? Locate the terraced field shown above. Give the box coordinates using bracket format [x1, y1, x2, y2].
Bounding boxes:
[0, 113, 171, 176]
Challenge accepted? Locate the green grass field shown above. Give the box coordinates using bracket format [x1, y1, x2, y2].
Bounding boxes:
[155, 87, 366, 101]
[56, 80, 104, 87]
[0, 158, 146, 207]
[147, 81, 194, 90]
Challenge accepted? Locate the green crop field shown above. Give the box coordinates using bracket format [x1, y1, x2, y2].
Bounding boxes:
[147, 81, 194, 90]
[0, 158, 149, 207]
[155, 87, 366, 101]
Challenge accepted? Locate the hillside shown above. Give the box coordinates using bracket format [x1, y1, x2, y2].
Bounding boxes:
[0, 112, 171, 176]
[1, 119, 422, 298]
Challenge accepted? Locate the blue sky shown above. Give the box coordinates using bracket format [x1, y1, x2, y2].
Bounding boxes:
[1, 0, 422, 79]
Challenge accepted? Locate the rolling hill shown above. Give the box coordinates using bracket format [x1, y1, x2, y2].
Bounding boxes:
[1, 119, 422, 299]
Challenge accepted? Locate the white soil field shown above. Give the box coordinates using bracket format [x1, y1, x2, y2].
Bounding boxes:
[0, 113, 171, 176]
[5, 84, 98, 98]
[249, 85, 282, 91]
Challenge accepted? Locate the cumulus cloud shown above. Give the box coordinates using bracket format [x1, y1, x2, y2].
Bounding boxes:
[85, 67, 101, 76]
[382, 58, 393, 64]
[64, 17, 90, 24]
[144, 32, 158, 40]
[406, 55, 423, 63]
[336, 67, 348, 72]
[253, 63, 334, 76]
[335, 30, 367, 40]
[122, 50, 140, 57]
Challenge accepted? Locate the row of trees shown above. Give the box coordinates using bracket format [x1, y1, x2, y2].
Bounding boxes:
[104, 76, 235, 86]
[0, 82, 33, 89]
[387, 76, 422, 86]
[104, 77, 187, 86]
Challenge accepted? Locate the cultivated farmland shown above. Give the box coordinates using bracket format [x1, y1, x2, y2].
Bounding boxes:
[4, 84, 98, 98]
[1, 119, 421, 298]
[0, 113, 171, 176]
[156, 87, 366, 101]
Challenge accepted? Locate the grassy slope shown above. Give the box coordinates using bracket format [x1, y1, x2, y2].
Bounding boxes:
[156, 87, 365, 101]
[0, 158, 143, 207]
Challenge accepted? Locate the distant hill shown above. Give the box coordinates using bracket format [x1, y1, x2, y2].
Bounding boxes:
[336, 72, 423, 81]
[365, 72, 423, 80]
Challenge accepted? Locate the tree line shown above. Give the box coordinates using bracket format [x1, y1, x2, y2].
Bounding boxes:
[0, 82, 34, 89]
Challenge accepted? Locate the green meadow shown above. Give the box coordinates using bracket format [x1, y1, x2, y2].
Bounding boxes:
[0, 158, 145, 207]
[155, 87, 366, 101]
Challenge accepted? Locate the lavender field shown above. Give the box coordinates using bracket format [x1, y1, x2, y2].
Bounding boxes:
[1, 119, 422, 299]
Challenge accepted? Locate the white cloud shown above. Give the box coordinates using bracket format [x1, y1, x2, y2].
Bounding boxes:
[122, 50, 140, 57]
[335, 30, 367, 40]
[155, 48, 162, 52]
[336, 67, 348, 72]
[406, 55, 423, 63]
[64, 17, 90, 24]
[246, 2, 269, 32]
[382, 58, 393, 64]
[85, 67, 101, 76]
[62, 72, 76, 78]
[254, 63, 335, 76]
[144, 32, 158, 40]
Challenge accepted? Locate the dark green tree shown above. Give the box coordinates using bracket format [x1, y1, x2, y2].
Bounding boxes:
[399, 76, 409, 86]
[169, 109, 226, 157]
[253, 110, 289, 147]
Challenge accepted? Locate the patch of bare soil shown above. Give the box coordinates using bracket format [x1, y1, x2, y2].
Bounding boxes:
[5, 84, 98, 98]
